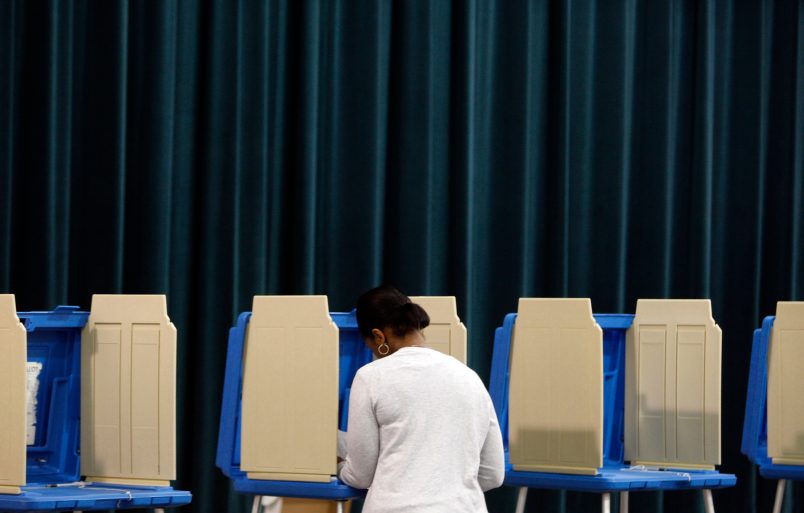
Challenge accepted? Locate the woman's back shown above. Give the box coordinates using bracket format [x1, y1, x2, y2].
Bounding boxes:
[340, 347, 504, 513]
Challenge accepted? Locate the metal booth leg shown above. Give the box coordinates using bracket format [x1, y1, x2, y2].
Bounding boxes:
[702, 489, 715, 513]
[619, 491, 629, 513]
[251, 495, 263, 513]
[515, 487, 528, 513]
[772, 480, 786, 513]
[602, 492, 611, 513]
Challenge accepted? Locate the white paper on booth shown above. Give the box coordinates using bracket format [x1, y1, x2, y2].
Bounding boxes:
[26, 361, 43, 445]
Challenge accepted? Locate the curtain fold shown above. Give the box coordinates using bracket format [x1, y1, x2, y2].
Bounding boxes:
[1, 1, 802, 512]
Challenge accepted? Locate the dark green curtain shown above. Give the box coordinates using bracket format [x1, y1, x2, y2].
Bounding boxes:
[1, 1, 802, 512]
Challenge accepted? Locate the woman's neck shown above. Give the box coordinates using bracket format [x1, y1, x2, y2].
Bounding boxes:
[388, 330, 425, 353]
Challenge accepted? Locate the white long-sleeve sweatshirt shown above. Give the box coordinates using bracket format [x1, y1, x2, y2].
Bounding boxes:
[338, 346, 505, 513]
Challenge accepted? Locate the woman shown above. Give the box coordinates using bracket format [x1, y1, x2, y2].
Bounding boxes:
[338, 286, 505, 513]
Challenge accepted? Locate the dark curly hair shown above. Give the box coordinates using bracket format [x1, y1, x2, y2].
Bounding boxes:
[355, 285, 430, 339]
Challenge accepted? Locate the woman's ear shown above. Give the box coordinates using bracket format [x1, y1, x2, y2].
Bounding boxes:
[371, 328, 385, 345]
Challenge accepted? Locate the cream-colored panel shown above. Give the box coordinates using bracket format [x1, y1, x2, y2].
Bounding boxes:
[768, 302, 804, 465]
[0, 295, 26, 494]
[636, 328, 666, 462]
[624, 299, 721, 469]
[241, 296, 338, 482]
[508, 298, 603, 475]
[81, 295, 176, 485]
[410, 296, 467, 364]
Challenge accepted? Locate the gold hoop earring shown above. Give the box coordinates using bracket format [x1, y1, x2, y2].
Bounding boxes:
[378, 343, 390, 356]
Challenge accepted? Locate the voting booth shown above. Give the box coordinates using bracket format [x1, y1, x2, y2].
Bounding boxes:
[216, 295, 466, 511]
[742, 302, 804, 513]
[489, 298, 736, 513]
[0, 294, 191, 511]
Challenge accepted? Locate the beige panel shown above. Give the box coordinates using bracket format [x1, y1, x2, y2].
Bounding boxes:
[81, 295, 176, 485]
[247, 472, 333, 483]
[410, 296, 467, 364]
[241, 296, 338, 482]
[508, 298, 603, 475]
[283, 498, 352, 513]
[91, 326, 122, 476]
[0, 295, 26, 494]
[677, 326, 705, 463]
[768, 302, 804, 465]
[636, 328, 666, 462]
[624, 299, 721, 469]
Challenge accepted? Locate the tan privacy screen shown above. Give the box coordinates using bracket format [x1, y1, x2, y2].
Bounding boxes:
[241, 296, 338, 482]
[0, 295, 26, 494]
[410, 296, 467, 364]
[624, 299, 721, 469]
[508, 298, 603, 475]
[81, 295, 177, 485]
[768, 301, 804, 465]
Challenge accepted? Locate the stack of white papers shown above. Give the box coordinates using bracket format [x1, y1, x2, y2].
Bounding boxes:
[26, 362, 43, 445]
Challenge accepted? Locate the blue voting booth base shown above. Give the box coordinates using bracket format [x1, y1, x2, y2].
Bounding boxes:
[742, 316, 804, 481]
[0, 307, 191, 512]
[0, 485, 192, 512]
[489, 312, 737, 493]
[216, 310, 369, 500]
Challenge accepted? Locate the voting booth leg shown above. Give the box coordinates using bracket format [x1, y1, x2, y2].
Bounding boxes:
[772, 480, 786, 513]
[619, 491, 628, 513]
[602, 492, 611, 513]
[514, 487, 527, 513]
[251, 495, 282, 513]
[703, 489, 715, 513]
[336, 501, 345, 513]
